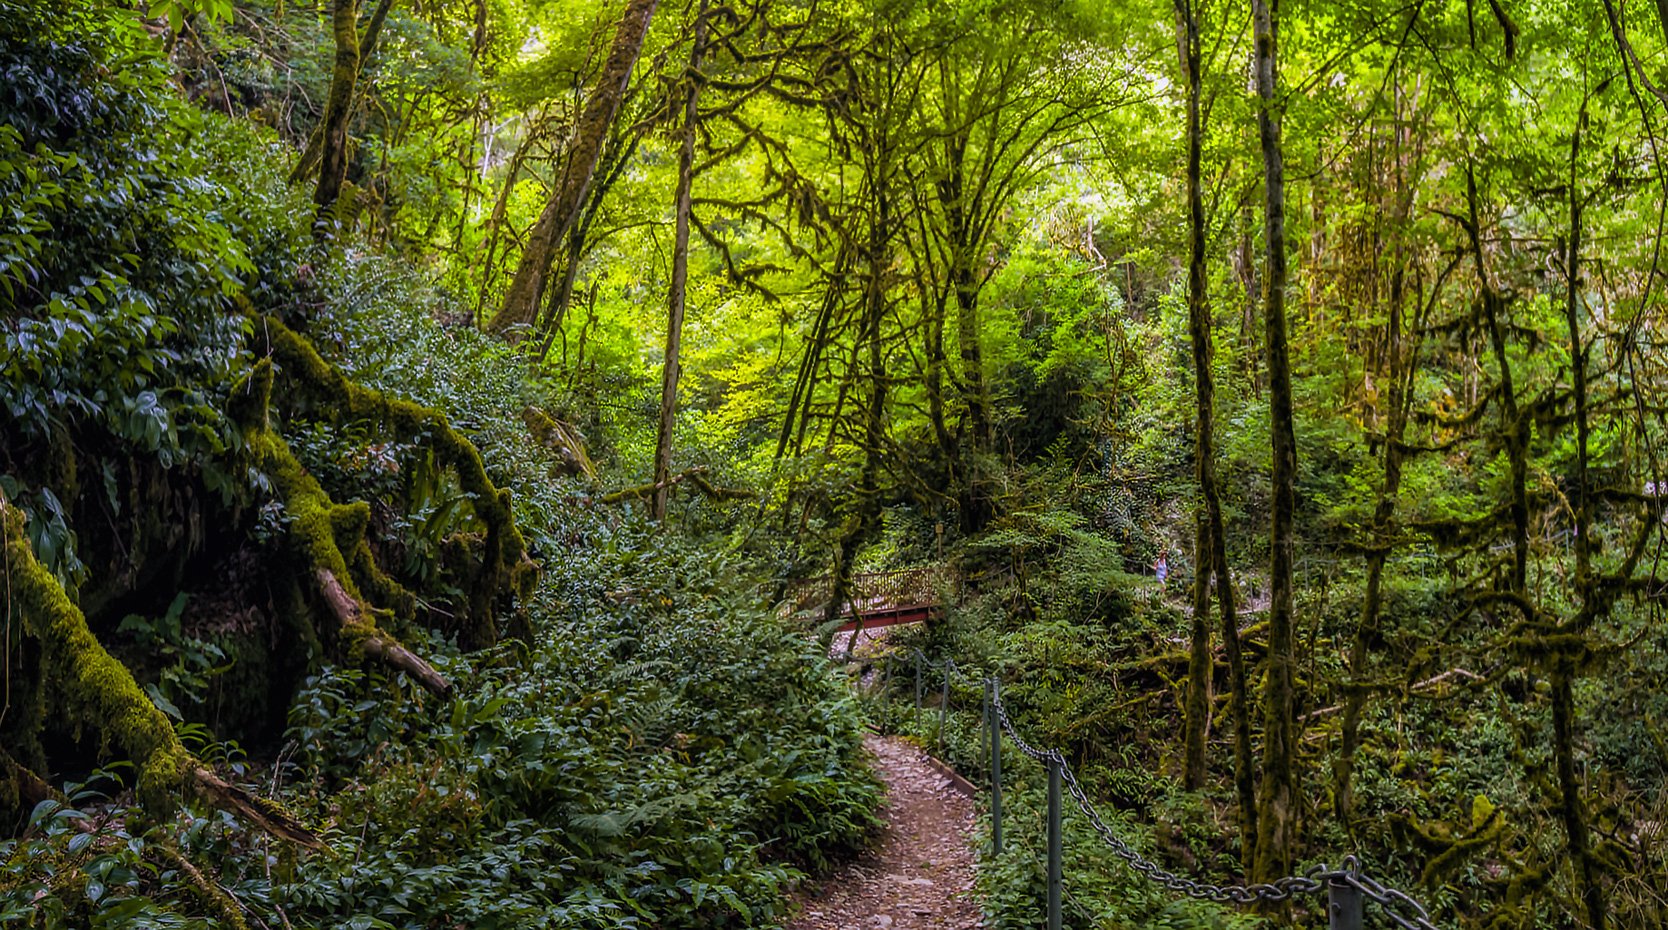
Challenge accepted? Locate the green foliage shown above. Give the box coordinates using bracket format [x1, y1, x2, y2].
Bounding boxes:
[227, 278, 883, 928]
[115, 594, 232, 722]
[13, 0, 1668, 927]
[1, 6, 882, 927]
[0, 778, 212, 929]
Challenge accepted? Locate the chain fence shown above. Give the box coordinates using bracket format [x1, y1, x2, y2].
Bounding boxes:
[847, 649, 1442, 929]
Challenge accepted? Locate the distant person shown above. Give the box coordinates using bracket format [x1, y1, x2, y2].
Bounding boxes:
[1154, 551, 1169, 589]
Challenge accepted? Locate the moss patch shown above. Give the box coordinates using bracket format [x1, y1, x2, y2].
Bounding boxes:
[2, 498, 188, 814]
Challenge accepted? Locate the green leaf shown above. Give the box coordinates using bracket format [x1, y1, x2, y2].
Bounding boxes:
[145, 683, 182, 721]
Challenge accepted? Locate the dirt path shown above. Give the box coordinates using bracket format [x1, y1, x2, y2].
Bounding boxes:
[789, 735, 982, 930]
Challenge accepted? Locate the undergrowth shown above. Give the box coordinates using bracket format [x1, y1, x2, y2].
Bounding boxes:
[0, 5, 881, 924]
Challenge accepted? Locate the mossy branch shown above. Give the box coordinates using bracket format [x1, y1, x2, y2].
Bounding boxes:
[0, 497, 322, 848]
[150, 841, 252, 930]
[234, 360, 450, 696]
[602, 466, 754, 504]
[252, 314, 536, 645]
[319, 569, 450, 695]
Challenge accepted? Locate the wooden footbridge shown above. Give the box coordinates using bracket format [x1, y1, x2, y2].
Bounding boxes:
[790, 566, 953, 632]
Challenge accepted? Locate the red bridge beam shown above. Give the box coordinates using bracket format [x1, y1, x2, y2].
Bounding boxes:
[835, 604, 940, 633]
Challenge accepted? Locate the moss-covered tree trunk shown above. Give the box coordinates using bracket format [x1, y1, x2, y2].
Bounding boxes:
[488, 0, 658, 341]
[1459, 166, 1530, 594]
[1251, 0, 1299, 886]
[1, 497, 320, 848]
[291, 0, 395, 187]
[313, 0, 362, 220]
[1178, 0, 1211, 789]
[1554, 98, 1605, 930]
[652, 4, 708, 521]
[0, 305, 537, 831]
[1174, 0, 1256, 865]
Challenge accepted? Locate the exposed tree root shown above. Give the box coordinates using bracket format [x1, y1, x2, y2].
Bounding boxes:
[150, 841, 252, 930]
[1, 496, 322, 848]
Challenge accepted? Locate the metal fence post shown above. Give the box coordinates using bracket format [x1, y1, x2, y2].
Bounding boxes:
[1047, 754, 1062, 930]
[938, 659, 951, 751]
[914, 654, 923, 710]
[1328, 876, 1363, 930]
[989, 678, 1003, 856]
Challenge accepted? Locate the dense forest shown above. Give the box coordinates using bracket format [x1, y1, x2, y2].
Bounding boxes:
[4, 0, 1668, 927]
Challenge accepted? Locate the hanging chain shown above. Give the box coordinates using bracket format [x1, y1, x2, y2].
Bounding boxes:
[837, 652, 1440, 925]
[985, 681, 1441, 927]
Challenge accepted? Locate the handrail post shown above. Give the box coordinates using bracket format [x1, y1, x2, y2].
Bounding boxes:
[1047, 754, 1062, 930]
[988, 678, 1003, 856]
[938, 659, 951, 752]
[1328, 876, 1363, 930]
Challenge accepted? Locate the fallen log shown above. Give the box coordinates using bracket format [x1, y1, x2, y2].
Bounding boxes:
[602, 466, 754, 505]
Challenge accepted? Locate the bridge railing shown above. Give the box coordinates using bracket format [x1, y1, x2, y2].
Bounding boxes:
[788, 565, 955, 615]
[851, 650, 1440, 930]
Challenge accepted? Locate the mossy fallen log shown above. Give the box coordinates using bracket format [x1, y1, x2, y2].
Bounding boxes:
[149, 842, 251, 930]
[522, 405, 597, 479]
[1, 496, 322, 848]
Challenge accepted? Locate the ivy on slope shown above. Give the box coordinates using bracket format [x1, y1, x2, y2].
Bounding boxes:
[0, 4, 881, 926]
[262, 257, 885, 930]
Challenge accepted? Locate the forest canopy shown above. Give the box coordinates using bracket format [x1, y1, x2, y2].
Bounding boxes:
[3, 0, 1668, 927]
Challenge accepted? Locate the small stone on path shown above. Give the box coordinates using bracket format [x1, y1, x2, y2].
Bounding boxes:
[789, 735, 981, 930]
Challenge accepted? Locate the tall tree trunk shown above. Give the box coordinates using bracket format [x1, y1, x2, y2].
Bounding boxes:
[821, 179, 892, 648]
[952, 261, 990, 451]
[1219, 525, 1254, 876]
[941, 136, 994, 532]
[1177, 0, 1211, 792]
[291, 0, 395, 186]
[1174, 2, 1254, 862]
[1462, 166, 1529, 594]
[952, 262, 993, 533]
[1237, 199, 1260, 396]
[313, 0, 362, 222]
[925, 289, 955, 460]
[1250, 0, 1299, 885]
[776, 250, 849, 461]
[1555, 97, 1605, 930]
[475, 115, 545, 323]
[536, 133, 642, 345]
[652, 4, 708, 521]
[487, 0, 658, 341]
